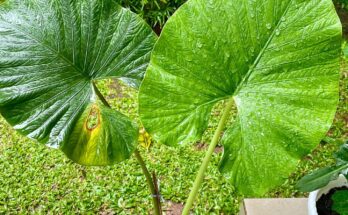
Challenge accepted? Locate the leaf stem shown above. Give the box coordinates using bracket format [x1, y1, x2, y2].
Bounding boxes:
[92, 82, 111, 108]
[91, 83, 161, 214]
[182, 98, 235, 215]
[152, 171, 162, 213]
[134, 149, 162, 215]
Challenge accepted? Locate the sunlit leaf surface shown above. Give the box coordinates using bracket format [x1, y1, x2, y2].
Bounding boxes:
[139, 0, 341, 195]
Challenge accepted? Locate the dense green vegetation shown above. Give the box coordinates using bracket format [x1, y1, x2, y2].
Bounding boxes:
[335, 0, 348, 7]
[0, 0, 347, 214]
[117, 0, 186, 29]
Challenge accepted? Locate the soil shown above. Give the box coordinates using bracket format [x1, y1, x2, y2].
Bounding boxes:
[316, 186, 348, 215]
[107, 80, 125, 99]
[153, 23, 162, 36]
[165, 201, 184, 215]
[195, 142, 223, 153]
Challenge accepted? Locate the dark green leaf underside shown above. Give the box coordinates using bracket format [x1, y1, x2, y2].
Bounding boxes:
[139, 0, 341, 195]
[0, 0, 157, 165]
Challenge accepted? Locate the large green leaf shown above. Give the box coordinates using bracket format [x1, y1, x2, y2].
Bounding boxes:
[0, 0, 157, 165]
[139, 0, 341, 195]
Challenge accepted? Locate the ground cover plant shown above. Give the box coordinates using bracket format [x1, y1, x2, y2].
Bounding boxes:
[0, 0, 347, 215]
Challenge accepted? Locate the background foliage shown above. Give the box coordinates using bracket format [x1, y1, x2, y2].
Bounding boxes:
[335, 0, 348, 8]
[117, 0, 186, 30]
[0, 0, 347, 214]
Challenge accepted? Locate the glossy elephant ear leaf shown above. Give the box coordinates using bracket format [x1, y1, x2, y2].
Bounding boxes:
[139, 0, 341, 195]
[0, 0, 157, 165]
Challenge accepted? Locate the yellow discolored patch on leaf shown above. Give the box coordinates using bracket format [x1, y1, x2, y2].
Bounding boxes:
[85, 105, 100, 131]
[139, 127, 153, 150]
[62, 101, 138, 166]
[62, 103, 108, 166]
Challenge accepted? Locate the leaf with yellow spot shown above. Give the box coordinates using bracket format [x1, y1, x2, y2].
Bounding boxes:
[62, 103, 138, 166]
[139, 127, 153, 150]
[0, 0, 157, 165]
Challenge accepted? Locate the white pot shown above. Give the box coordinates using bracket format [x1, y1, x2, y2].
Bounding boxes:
[308, 174, 348, 215]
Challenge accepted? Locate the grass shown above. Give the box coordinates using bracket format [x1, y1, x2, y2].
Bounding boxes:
[0, 65, 346, 214]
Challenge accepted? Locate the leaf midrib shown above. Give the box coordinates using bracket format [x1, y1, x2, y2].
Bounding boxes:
[233, 0, 294, 96]
[229, 0, 294, 174]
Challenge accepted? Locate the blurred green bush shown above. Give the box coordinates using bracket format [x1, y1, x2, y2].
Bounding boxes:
[335, 0, 348, 10]
[117, 0, 187, 30]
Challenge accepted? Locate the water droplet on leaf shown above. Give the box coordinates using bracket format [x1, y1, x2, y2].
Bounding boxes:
[275, 29, 280, 36]
[266, 23, 272, 29]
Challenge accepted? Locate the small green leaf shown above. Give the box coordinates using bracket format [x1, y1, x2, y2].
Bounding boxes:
[335, 143, 348, 165]
[0, 0, 157, 165]
[332, 190, 348, 215]
[296, 166, 346, 192]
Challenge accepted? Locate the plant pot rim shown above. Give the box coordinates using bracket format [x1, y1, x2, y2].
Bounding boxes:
[308, 174, 348, 215]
